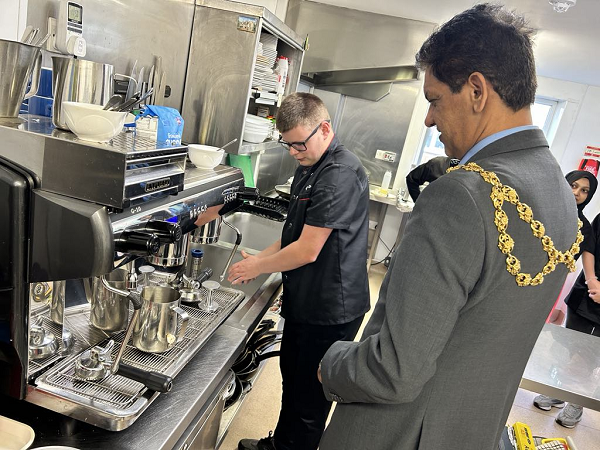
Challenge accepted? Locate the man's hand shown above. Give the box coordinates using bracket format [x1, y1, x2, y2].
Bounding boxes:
[588, 289, 600, 304]
[228, 250, 260, 284]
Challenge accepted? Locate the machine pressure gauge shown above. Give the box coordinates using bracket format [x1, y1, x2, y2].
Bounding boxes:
[56, 0, 86, 57]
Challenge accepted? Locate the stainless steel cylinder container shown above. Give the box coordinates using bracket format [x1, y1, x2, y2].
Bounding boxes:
[0, 39, 42, 118]
[90, 269, 130, 332]
[133, 286, 189, 353]
[51, 56, 114, 130]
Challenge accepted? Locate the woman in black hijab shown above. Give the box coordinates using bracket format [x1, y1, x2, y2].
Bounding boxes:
[565, 170, 597, 255]
[533, 170, 599, 428]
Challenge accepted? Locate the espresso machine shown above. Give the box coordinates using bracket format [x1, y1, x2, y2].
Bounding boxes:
[0, 115, 266, 431]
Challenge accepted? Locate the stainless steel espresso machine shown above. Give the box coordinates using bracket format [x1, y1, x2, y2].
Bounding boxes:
[0, 115, 262, 432]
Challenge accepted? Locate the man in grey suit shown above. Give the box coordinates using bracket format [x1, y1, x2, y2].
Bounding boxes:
[318, 4, 582, 450]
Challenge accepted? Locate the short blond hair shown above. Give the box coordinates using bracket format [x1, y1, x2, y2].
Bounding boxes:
[276, 93, 330, 133]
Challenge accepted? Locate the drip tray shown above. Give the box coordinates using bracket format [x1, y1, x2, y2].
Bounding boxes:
[32, 286, 245, 430]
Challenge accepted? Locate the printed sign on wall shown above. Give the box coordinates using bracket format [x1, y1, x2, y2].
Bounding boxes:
[584, 145, 600, 157]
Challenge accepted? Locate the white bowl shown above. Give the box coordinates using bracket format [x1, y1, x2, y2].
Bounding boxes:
[244, 124, 271, 133]
[188, 144, 225, 169]
[245, 114, 272, 126]
[243, 129, 269, 144]
[62, 102, 127, 142]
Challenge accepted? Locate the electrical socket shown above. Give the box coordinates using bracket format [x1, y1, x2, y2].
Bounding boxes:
[375, 150, 396, 162]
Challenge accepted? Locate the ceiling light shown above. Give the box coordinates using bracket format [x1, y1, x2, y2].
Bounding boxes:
[548, 0, 577, 13]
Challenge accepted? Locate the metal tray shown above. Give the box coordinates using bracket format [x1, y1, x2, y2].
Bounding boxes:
[32, 286, 245, 430]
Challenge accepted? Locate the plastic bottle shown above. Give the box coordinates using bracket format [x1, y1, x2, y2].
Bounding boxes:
[274, 56, 289, 96]
[381, 170, 392, 195]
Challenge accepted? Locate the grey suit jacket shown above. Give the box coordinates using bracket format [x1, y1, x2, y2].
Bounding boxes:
[319, 129, 579, 450]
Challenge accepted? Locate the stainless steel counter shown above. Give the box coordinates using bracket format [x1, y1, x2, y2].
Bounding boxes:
[521, 323, 600, 411]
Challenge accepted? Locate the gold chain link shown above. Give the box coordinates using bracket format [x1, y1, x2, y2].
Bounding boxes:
[447, 162, 583, 286]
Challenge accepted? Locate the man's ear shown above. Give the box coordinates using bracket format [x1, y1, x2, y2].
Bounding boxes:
[321, 120, 332, 139]
[467, 72, 488, 113]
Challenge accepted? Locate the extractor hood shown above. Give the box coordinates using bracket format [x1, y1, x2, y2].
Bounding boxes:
[286, 0, 434, 101]
[302, 65, 419, 101]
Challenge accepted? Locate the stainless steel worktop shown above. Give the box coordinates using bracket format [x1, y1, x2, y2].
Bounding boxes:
[521, 323, 600, 411]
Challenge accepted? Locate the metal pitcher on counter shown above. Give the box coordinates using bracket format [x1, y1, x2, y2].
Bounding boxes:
[51, 56, 114, 129]
[86, 269, 131, 332]
[0, 39, 42, 118]
[132, 285, 189, 353]
[51, 56, 136, 130]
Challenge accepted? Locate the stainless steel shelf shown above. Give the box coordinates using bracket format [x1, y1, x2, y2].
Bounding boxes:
[239, 139, 282, 155]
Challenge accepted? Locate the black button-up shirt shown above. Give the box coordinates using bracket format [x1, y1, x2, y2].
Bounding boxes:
[280, 136, 370, 325]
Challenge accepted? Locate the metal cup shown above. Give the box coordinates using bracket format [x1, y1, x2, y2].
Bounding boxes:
[132, 286, 189, 353]
[90, 269, 130, 332]
[0, 39, 42, 118]
[51, 56, 114, 130]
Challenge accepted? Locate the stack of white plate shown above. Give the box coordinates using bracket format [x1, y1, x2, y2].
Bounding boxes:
[262, 71, 278, 93]
[260, 32, 278, 68]
[252, 55, 273, 90]
[244, 114, 273, 143]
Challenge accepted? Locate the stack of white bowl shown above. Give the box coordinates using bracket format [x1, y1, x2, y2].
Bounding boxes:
[244, 114, 273, 143]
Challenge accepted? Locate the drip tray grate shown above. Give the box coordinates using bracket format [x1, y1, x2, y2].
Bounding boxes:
[35, 286, 245, 412]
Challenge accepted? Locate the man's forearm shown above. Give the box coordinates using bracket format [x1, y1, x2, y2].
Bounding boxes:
[256, 240, 282, 259]
[257, 240, 318, 274]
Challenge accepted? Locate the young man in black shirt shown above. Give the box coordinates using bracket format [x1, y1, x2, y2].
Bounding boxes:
[228, 93, 370, 450]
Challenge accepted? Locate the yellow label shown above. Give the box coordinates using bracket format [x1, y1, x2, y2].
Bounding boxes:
[512, 422, 535, 450]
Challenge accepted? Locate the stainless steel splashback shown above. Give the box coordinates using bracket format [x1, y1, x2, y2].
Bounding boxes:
[256, 146, 298, 194]
[285, 1, 435, 73]
[26, 0, 195, 110]
[315, 80, 422, 187]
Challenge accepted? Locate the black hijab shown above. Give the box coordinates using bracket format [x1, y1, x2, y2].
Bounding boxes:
[565, 170, 598, 211]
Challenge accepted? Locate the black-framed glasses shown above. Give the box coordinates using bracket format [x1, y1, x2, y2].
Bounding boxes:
[278, 120, 330, 152]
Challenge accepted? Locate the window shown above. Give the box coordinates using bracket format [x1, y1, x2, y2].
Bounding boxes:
[413, 97, 564, 166]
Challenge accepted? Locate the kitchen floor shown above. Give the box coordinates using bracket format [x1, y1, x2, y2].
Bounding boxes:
[220, 264, 600, 449]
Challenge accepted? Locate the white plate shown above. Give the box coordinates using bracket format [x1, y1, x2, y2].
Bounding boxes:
[0, 415, 35, 450]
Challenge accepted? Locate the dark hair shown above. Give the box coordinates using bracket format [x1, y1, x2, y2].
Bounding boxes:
[276, 92, 330, 133]
[415, 3, 537, 111]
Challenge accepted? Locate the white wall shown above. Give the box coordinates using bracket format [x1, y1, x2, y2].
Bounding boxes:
[0, 0, 28, 41]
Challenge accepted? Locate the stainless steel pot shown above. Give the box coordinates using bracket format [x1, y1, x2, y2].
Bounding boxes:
[132, 286, 189, 353]
[0, 39, 42, 118]
[51, 56, 136, 130]
[89, 269, 130, 332]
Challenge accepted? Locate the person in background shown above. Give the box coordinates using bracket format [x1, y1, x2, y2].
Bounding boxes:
[229, 92, 370, 450]
[547, 170, 597, 324]
[534, 170, 599, 428]
[405, 156, 459, 202]
[317, 4, 581, 449]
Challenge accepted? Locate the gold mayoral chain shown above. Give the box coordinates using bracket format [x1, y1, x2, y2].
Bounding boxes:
[447, 162, 583, 287]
